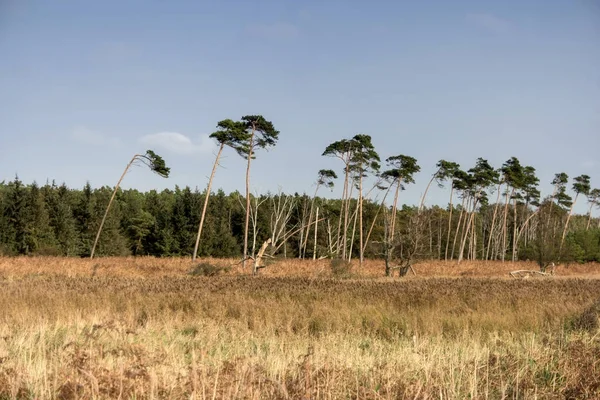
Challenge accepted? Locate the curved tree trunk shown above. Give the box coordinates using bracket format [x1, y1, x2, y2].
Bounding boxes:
[91, 154, 139, 259]
[561, 193, 579, 250]
[193, 143, 224, 261]
[418, 175, 436, 213]
[485, 182, 503, 260]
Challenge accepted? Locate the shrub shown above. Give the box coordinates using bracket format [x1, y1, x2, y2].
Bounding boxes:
[189, 262, 230, 277]
[330, 258, 353, 278]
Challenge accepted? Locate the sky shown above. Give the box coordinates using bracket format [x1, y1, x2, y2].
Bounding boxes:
[1, 0, 599, 213]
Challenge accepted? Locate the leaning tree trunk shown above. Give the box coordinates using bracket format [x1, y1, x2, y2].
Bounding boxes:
[418, 174, 436, 213]
[458, 196, 479, 263]
[561, 193, 580, 250]
[91, 154, 139, 259]
[193, 143, 225, 261]
[451, 196, 467, 260]
[485, 182, 503, 260]
[586, 202, 594, 230]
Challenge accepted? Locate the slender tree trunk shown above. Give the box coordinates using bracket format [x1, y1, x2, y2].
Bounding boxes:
[390, 179, 402, 242]
[444, 184, 454, 261]
[512, 197, 518, 261]
[458, 196, 479, 263]
[242, 126, 256, 268]
[348, 198, 359, 262]
[485, 182, 503, 260]
[362, 184, 393, 257]
[193, 144, 224, 261]
[337, 159, 350, 258]
[91, 154, 138, 259]
[418, 175, 436, 213]
[358, 169, 364, 266]
[451, 196, 467, 260]
[561, 193, 580, 250]
[429, 214, 433, 255]
[302, 186, 320, 258]
[437, 210, 442, 260]
[313, 207, 319, 260]
[501, 187, 514, 262]
[586, 202, 594, 230]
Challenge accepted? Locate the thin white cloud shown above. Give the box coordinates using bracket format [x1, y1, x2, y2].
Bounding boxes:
[580, 160, 597, 169]
[246, 22, 299, 39]
[71, 126, 121, 148]
[139, 132, 215, 155]
[466, 13, 512, 35]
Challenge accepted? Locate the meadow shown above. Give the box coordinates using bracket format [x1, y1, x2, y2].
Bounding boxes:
[0, 257, 599, 399]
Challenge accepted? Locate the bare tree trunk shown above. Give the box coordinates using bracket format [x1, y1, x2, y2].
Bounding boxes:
[193, 144, 224, 261]
[444, 184, 454, 261]
[418, 175, 436, 213]
[429, 213, 433, 256]
[512, 197, 518, 261]
[586, 202, 594, 230]
[458, 196, 478, 263]
[450, 196, 467, 260]
[561, 193, 580, 250]
[302, 186, 320, 258]
[358, 169, 364, 266]
[327, 219, 334, 256]
[313, 207, 319, 260]
[485, 182, 503, 260]
[348, 198, 360, 262]
[91, 154, 138, 259]
[438, 210, 442, 260]
[390, 179, 402, 242]
[501, 187, 514, 262]
[362, 184, 393, 257]
[242, 127, 256, 268]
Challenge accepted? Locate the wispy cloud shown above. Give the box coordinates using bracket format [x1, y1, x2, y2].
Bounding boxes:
[466, 13, 512, 35]
[139, 132, 215, 155]
[71, 126, 121, 148]
[580, 160, 597, 169]
[246, 22, 299, 39]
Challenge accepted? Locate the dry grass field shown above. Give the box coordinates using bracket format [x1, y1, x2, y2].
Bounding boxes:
[1, 257, 600, 399]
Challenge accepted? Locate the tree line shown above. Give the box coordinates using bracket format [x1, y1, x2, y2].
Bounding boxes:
[2, 115, 599, 273]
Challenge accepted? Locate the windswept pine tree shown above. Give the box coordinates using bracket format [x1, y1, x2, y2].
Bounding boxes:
[91, 150, 170, 259]
[193, 119, 248, 261]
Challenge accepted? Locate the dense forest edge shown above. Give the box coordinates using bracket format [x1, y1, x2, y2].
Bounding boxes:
[3, 118, 600, 270]
[1, 175, 599, 267]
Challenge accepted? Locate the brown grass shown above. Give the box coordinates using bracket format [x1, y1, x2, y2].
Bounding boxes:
[0, 257, 599, 399]
[1, 256, 599, 279]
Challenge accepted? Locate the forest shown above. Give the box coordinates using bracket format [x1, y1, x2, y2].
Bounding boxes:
[1, 117, 599, 272]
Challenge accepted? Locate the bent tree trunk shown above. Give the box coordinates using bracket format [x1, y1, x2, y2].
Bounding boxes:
[193, 143, 225, 261]
[91, 155, 137, 259]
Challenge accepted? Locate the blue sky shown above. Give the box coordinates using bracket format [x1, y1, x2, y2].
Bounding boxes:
[1, 0, 598, 213]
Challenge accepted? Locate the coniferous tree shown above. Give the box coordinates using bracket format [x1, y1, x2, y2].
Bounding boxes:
[193, 119, 248, 261]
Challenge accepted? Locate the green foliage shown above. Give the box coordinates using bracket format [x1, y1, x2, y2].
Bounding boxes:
[142, 150, 170, 178]
[381, 155, 420, 186]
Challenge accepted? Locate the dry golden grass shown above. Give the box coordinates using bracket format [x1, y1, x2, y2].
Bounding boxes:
[0, 257, 599, 399]
[1, 256, 599, 279]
